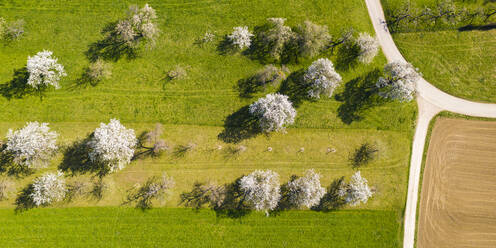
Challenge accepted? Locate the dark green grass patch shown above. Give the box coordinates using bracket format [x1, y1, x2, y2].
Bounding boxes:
[0, 207, 401, 248]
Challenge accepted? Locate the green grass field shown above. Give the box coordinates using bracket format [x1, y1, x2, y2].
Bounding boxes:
[0, 0, 417, 247]
[0, 208, 401, 248]
[382, 0, 496, 103]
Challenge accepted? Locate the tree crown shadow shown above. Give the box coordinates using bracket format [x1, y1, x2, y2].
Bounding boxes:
[335, 69, 386, 124]
[0, 67, 38, 100]
[277, 69, 313, 107]
[58, 135, 110, 178]
[85, 22, 138, 62]
[0, 144, 35, 178]
[218, 105, 261, 144]
[15, 183, 36, 213]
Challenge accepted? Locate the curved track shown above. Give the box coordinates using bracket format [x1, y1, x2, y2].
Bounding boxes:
[363, 0, 496, 247]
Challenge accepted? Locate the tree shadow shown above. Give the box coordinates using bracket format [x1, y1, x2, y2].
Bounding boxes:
[69, 69, 100, 90]
[458, 23, 496, 31]
[218, 106, 261, 144]
[335, 42, 360, 71]
[85, 22, 138, 62]
[312, 177, 347, 212]
[173, 144, 195, 158]
[277, 69, 313, 107]
[0, 67, 37, 100]
[213, 177, 251, 219]
[243, 24, 276, 64]
[58, 136, 109, 178]
[335, 69, 385, 124]
[14, 183, 36, 213]
[269, 177, 297, 216]
[237, 76, 263, 98]
[216, 35, 238, 55]
[0, 145, 35, 178]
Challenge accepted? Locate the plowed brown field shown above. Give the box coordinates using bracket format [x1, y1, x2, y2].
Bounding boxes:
[417, 118, 496, 247]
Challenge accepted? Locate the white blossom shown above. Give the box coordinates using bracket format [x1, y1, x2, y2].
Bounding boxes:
[338, 171, 373, 206]
[376, 61, 419, 102]
[115, 4, 158, 46]
[240, 169, 281, 213]
[87, 119, 137, 172]
[304, 58, 342, 98]
[228, 26, 253, 49]
[249, 93, 296, 132]
[356, 33, 379, 64]
[26, 50, 66, 89]
[30, 171, 66, 206]
[287, 169, 326, 208]
[4, 122, 58, 169]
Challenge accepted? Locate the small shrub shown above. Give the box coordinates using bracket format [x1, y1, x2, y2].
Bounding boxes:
[199, 32, 215, 44]
[135, 123, 169, 159]
[350, 143, 378, 168]
[167, 65, 188, 80]
[65, 181, 87, 202]
[89, 179, 108, 201]
[180, 182, 226, 210]
[125, 173, 175, 209]
[0, 18, 24, 41]
[85, 60, 112, 82]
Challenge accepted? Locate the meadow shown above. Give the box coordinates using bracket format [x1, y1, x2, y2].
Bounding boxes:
[382, 0, 496, 103]
[0, 0, 416, 247]
[0, 208, 401, 248]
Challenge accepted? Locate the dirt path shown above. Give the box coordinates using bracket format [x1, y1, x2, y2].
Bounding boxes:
[363, 0, 496, 247]
[418, 118, 496, 248]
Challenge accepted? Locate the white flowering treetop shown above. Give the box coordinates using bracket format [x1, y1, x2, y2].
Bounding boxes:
[287, 169, 326, 209]
[376, 61, 420, 102]
[87, 119, 137, 172]
[115, 3, 159, 47]
[249, 93, 296, 132]
[240, 169, 281, 213]
[304, 58, 342, 98]
[356, 33, 379, 64]
[4, 122, 58, 169]
[228, 26, 253, 49]
[338, 171, 373, 206]
[26, 50, 66, 90]
[30, 171, 66, 206]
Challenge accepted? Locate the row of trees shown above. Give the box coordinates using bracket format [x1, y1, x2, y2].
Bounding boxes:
[181, 169, 373, 216]
[246, 59, 419, 133]
[386, 0, 496, 32]
[13, 170, 174, 210]
[1, 119, 137, 174]
[226, 18, 380, 64]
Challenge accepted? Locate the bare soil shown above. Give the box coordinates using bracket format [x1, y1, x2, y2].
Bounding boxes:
[418, 118, 496, 247]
